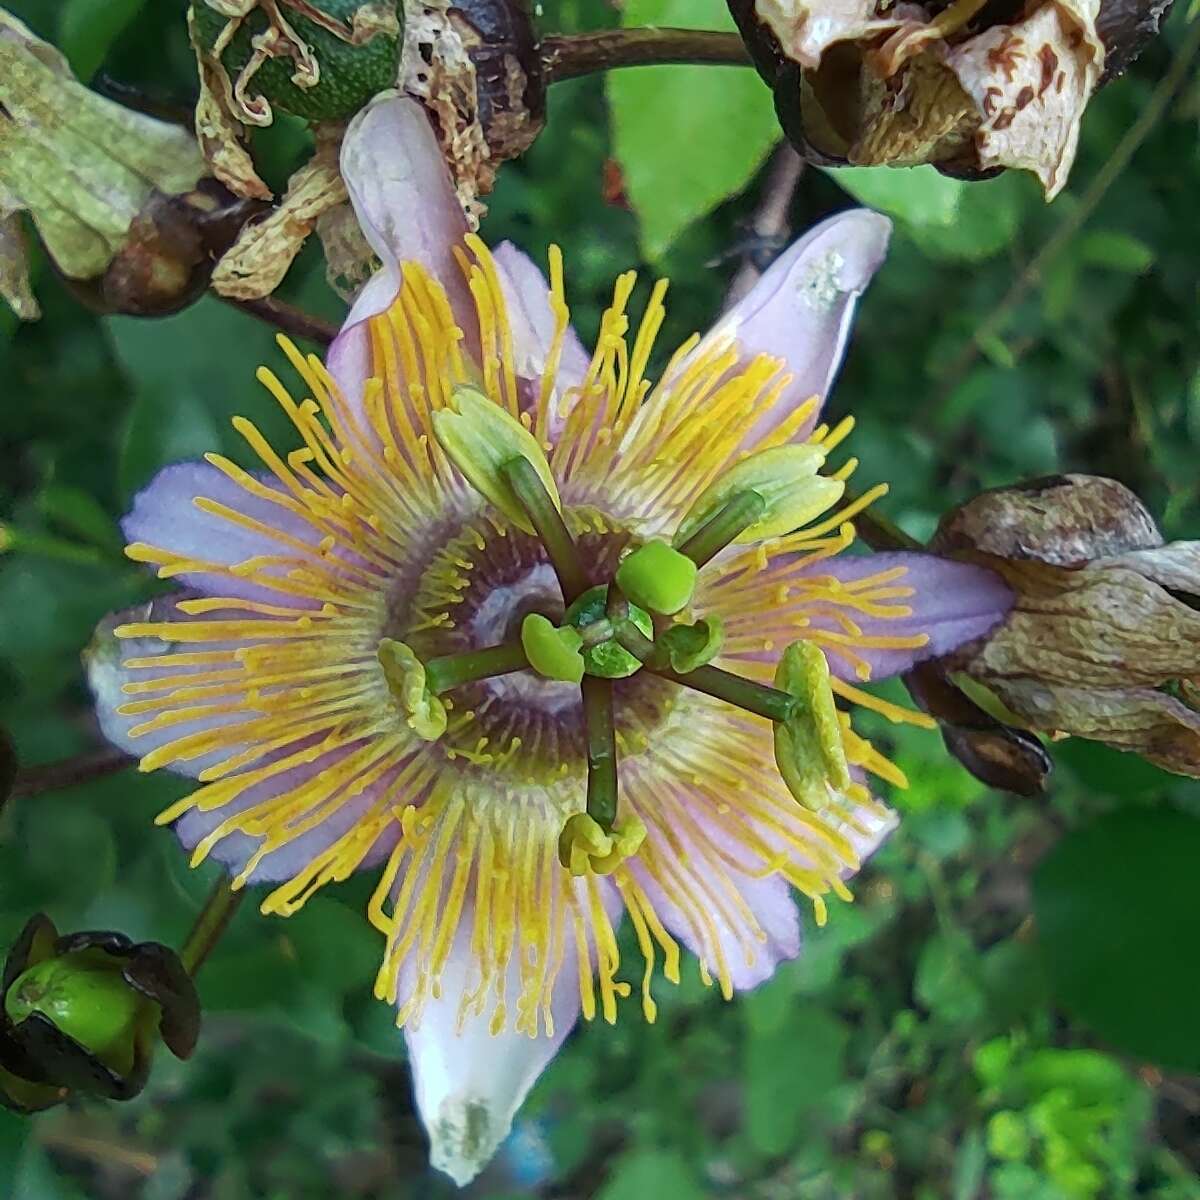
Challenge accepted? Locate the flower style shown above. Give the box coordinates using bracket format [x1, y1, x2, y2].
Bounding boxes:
[88, 93, 1012, 1184]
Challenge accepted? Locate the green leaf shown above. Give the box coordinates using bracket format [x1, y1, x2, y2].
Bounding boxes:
[914, 931, 986, 1026]
[1033, 807, 1200, 1072]
[108, 297, 292, 501]
[744, 1004, 848, 1155]
[1078, 230, 1155, 274]
[598, 1150, 706, 1200]
[283, 896, 380, 996]
[908, 173, 1030, 262]
[58, 0, 148, 82]
[831, 165, 965, 229]
[607, 0, 778, 260]
[952, 1128, 988, 1200]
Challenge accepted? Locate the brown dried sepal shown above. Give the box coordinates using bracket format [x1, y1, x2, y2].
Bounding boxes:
[728, 0, 1169, 197]
[189, 4, 274, 201]
[63, 181, 267, 317]
[904, 659, 1053, 795]
[401, 0, 546, 222]
[211, 122, 347, 299]
[931, 475, 1200, 777]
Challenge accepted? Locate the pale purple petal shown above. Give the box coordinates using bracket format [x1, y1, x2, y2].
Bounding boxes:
[491, 241, 591, 428]
[86, 596, 250, 777]
[122, 462, 327, 605]
[173, 739, 409, 884]
[402, 880, 622, 1186]
[837, 776, 900, 871]
[808, 551, 1014, 681]
[707, 209, 892, 450]
[627, 810, 802, 992]
[329, 91, 470, 408]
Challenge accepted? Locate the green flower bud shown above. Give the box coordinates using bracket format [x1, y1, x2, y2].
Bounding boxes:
[615, 540, 698, 616]
[6, 953, 143, 1072]
[0, 915, 200, 1112]
[564, 587, 654, 679]
[521, 614, 585, 684]
[378, 639, 447, 741]
[658, 616, 725, 673]
[432, 387, 561, 536]
[773, 641, 851, 809]
[190, 1, 403, 125]
[674, 446, 844, 547]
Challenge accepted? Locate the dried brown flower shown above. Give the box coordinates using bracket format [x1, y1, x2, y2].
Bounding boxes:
[931, 475, 1200, 777]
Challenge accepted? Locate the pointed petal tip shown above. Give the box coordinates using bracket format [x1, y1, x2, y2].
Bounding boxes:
[427, 1095, 510, 1187]
[791, 207, 893, 295]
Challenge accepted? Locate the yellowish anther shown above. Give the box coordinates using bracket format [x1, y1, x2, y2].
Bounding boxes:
[432, 385, 561, 534]
[377, 638, 447, 741]
[558, 813, 647, 877]
[773, 641, 852, 809]
[675, 445, 846, 546]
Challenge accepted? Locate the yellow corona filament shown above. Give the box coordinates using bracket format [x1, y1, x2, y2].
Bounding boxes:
[112, 234, 934, 1035]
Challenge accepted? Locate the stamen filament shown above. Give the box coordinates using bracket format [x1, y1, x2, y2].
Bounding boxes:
[503, 457, 590, 602]
[676, 490, 768, 567]
[425, 642, 530, 694]
[615, 620, 797, 723]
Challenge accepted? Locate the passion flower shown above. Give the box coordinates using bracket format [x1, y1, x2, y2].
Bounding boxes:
[88, 93, 1013, 1184]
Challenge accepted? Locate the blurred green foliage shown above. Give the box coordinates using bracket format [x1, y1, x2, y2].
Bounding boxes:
[2, 0, 1200, 1196]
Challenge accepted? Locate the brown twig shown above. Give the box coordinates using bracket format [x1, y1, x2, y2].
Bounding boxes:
[724, 143, 805, 307]
[223, 294, 338, 346]
[539, 28, 751, 84]
[930, 16, 1200, 412]
[10, 746, 133, 800]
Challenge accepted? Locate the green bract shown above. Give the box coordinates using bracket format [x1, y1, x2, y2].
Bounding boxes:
[432, 387, 562, 536]
[190, 1, 403, 123]
[521, 614, 585, 684]
[616, 540, 698, 615]
[674, 445, 844, 546]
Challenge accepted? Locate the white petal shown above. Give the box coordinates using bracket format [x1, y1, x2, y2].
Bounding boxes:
[707, 209, 892, 449]
[402, 881, 622, 1186]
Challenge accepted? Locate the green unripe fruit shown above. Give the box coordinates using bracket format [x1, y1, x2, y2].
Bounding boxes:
[564, 586, 653, 679]
[191, 0, 403, 123]
[6, 951, 143, 1066]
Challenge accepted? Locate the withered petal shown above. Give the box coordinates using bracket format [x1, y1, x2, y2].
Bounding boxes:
[211, 126, 347, 300]
[960, 560, 1200, 688]
[931, 474, 1162, 566]
[985, 678, 1200, 777]
[945, 0, 1104, 198]
[1104, 541, 1200, 599]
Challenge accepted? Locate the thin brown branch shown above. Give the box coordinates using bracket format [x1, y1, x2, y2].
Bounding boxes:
[37, 1129, 159, 1178]
[540, 28, 751, 84]
[223, 294, 338, 346]
[931, 16, 1200, 410]
[10, 746, 133, 800]
[725, 144, 805, 307]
